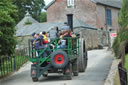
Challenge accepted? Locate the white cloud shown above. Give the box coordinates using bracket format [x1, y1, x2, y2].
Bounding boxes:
[44, 0, 53, 5]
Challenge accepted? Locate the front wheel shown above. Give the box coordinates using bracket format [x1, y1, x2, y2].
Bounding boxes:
[42, 71, 48, 77]
[63, 63, 72, 80]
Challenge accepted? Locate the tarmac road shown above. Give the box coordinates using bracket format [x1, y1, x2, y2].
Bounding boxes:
[0, 47, 114, 85]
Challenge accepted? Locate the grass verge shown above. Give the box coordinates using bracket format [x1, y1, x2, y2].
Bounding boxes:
[124, 54, 128, 81]
[114, 72, 121, 85]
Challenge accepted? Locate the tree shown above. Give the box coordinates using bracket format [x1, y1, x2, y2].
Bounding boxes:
[12, 0, 45, 22]
[118, 0, 128, 28]
[12, 0, 26, 23]
[40, 12, 47, 22]
[113, 0, 128, 58]
[0, 0, 18, 56]
[30, 0, 45, 22]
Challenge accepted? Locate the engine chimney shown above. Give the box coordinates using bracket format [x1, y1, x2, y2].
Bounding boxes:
[67, 14, 73, 32]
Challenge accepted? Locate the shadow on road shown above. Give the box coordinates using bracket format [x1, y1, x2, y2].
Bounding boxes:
[39, 74, 73, 82]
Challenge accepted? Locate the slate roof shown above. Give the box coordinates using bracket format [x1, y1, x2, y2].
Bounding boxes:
[16, 12, 39, 29]
[92, 0, 122, 9]
[44, 0, 122, 10]
[16, 19, 97, 36]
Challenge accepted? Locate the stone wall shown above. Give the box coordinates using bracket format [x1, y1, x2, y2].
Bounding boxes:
[16, 35, 32, 56]
[74, 28, 109, 49]
[16, 35, 32, 49]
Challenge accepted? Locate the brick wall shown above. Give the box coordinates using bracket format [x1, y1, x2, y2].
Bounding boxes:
[96, 4, 120, 31]
[96, 4, 106, 29]
[74, 0, 96, 26]
[47, 0, 67, 22]
[47, 0, 96, 26]
[46, 0, 120, 31]
[111, 7, 120, 32]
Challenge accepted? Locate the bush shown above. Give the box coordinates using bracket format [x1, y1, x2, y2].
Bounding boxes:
[0, 0, 18, 56]
[113, 36, 120, 57]
[112, 29, 128, 58]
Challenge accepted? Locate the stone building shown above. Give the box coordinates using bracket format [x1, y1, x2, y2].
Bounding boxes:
[16, 5, 110, 52]
[44, 0, 122, 32]
[16, 19, 103, 50]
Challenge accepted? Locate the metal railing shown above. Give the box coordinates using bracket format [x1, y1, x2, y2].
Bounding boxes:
[118, 62, 127, 85]
[0, 47, 29, 78]
[29, 37, 79, 59]
[0, 56, 29, 78]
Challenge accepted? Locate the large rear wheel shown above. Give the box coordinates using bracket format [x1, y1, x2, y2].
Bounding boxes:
[83, 40, 88, 70]
[78, 38, 88, 72]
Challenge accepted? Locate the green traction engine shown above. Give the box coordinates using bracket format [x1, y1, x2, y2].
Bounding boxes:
[28, 14, 88, 82]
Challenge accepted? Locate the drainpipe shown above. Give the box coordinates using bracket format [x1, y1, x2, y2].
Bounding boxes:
[67, 14, 73, 32]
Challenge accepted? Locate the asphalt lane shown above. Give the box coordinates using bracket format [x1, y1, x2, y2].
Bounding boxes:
[0, 47, 114, 85]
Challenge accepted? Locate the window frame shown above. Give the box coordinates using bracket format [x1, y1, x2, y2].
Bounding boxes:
[67, 0, 74, 6]
[105, 8, 112, 26]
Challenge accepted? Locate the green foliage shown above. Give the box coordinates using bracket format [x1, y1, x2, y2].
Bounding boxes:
[114, 72, 121, 85]
[40, 12, 47, 22]
[118, 0, 128, 28]
[124, 54, 128, 70]
[0, 0, 18, 56]
[112, 35, 120, 57]
[24, 19, 32, 25]
[112, 29, 128, 57]
[113, 0, 128, 57]
[12, 0, 45, 22]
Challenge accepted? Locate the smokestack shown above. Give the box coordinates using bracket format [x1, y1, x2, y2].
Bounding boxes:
[67, 14, 73, 32]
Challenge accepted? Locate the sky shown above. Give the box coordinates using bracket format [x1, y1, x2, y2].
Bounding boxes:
[44, 0, 53, 5]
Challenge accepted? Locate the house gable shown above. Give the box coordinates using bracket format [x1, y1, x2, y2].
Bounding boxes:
[16, 12, 39, 29]
[44, 0, 122, 10]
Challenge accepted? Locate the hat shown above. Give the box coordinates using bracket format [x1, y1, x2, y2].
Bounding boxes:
[32, 32, 36, 36]
[42, 31, 46, 35]
[51, 26, 55, 30]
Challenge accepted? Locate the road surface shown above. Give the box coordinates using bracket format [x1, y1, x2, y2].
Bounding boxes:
[0, 47, 114, 85]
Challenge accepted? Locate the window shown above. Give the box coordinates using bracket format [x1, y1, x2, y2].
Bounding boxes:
[67, 0, 74, 6]
[105, 9, 112, 26]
